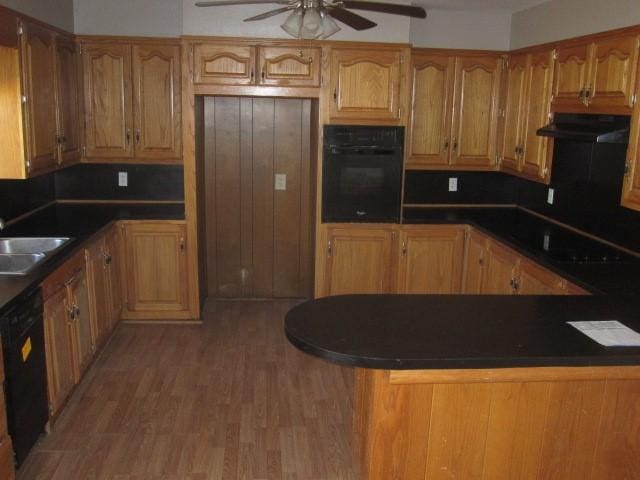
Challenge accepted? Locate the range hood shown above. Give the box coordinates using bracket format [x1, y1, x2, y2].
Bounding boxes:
[537, 113, 630, 144]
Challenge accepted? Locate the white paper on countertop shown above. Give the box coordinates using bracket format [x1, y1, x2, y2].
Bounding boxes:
[567, 321, 640, 347]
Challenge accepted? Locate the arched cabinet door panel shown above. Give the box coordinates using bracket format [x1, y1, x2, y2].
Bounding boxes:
[258, 46, 321, 87]
[193, 44, 256, 85]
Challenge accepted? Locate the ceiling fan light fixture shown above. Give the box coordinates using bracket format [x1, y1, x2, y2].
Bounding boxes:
[300, 7, 323, 38]
[319, 8, 340, 39]
[281, 8, 304, 37]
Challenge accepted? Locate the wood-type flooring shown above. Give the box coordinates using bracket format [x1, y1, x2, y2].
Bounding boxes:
[18, 300, 357, 480]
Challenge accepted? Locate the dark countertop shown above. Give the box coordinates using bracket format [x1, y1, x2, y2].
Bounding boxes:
[286, 294, 640, 369]
[0, 203, 184, 314]
[285, 206, 640, 370]
[403, 206, 640, 295]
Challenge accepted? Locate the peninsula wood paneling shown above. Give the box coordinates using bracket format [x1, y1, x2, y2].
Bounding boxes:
[203, 96, 314, 298]
[356, 368, 640, 480]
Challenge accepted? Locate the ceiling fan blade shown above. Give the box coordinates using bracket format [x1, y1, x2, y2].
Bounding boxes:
[244, 6, 293, 20]
[339, 0, 426, 18]
[327, 7, 376, 30]
[196, 0, 289, 7]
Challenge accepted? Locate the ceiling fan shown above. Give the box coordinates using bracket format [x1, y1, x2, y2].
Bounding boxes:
[195, 0, 427, 40]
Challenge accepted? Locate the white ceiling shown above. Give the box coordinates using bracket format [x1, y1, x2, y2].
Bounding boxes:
[417, 0, 549, 13]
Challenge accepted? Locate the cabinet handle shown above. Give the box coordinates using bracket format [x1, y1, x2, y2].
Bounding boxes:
[103, 253, 112, 265]
[67, 306, 75, 320]
[333, 88, 337, 103]
[135, 130, 141, 144]
[261, 70, 266, 81]
[401, 241, 407, 256]
[327, 240, 332, 257]
[452, 138, 458, 152]
[74, 305, 81, 318]
[179, 238, 185, 253]
[126, 129, 131, 144]
[250, 69, 255, 81]
[443, 138, 449, 150]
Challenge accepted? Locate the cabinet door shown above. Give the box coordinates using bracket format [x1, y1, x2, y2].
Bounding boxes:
[451, 56, 501, 168]
[589, 35, 639, 110]
[330, 48, 402, 122]
[21, 21, 58, 175]
[396, 226, 465, 294]
[104, 225, 123, 327]
[324, 227, 393, 296]
[408, 53, 454, 167]
[132, 44, 181, 160]
[463, 230, 487, 294]
[193, 44, 256, 85]
[258, 46, 320, 87]
[124, 222, 189, 314]
[501, 54, 529, 173]
[482, 241, 519, 294]
[517, 260, 566, 295]
[43, 288, 75, 417]
[85, 239, 111, 348]
[67, 270, 94, 380]
[520, 50, 555, 182]
[54, 34, 82, 166]
[553, 43, 591, 108]
[83, 43, 133, 158]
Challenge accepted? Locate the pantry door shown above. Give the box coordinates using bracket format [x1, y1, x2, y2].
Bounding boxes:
[203, 96, 315, 298]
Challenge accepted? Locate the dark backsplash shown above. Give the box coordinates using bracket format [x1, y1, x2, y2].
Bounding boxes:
[0, 174, 55, 221]
[405, 141, 640, 252]
[0, 164, 184, 223]
[55, 164, 184, 201]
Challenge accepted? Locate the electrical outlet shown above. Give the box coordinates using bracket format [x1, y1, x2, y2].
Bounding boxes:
[448, 177, 458, 192]
[118, 171, 128, 187]
[547, 188, 554, 205]
[543, 234, 550, 251]
[275, 173, 287, 191]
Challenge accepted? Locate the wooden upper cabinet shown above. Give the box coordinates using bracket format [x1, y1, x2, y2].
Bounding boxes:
[329, 48, 403, 122]
[589, 35, 639, 110]
[520, 50, 555, 181]
[258, 46, 320, 86]
[21, 21, 58, 175]
[450, 55, 502, 168]
[553, 35, 639, 112]
[501, 53, 529, 173]
[83, 43, 133, 159]
[396, 226, 465, 294]
[132, 44, 181, 160]
[54, 34, 82, 167]
[122, 222, 189, 317]
[193, 44, 256, 85]
[324, 226, 394, 296]
[408, 53, 454, 166]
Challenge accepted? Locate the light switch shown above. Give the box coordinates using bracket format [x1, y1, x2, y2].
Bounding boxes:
[547, 188, 554, 205]
[448, 177, 458, 192]
[275, 173, 287, 191]
[118, 171, 128, 187]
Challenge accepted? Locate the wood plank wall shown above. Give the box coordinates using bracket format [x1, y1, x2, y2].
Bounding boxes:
[203, 96, 315, 298]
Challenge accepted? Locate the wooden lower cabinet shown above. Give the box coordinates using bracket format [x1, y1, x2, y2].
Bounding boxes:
[396, 225, 465, 294]
[482, 240, 520, 294]
[104, 225, 123, 326]
[323, 226, 394, 296]
[462, 228, 487, 294]
[518, 258, 567, 294]
[121, 221, 190, 320]
[85, 237, 112, 349]
[43, 251, 94, 419]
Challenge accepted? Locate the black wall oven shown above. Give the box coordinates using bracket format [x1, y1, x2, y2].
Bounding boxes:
[322, 125, 404, 223]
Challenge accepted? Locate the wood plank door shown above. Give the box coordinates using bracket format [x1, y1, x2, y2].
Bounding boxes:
[21, 21, 58, 175]
[83, 43, 133, 159]
[501, 53, 529, 173]
[521, 50, 555, 182]
[396, 225, 465, 294]
[204, 97, 314, 299]
[324, 227, 393, 296]
[132, 44, 181, 160]
[589, 35, 640, 110]
[54, 34, 82, 167]
[553, 43, 591, 109]
[407, 53, 454, 167]
[330, 48, 402, 122]
[258, 46, 321, 87]
[450, 55, 501, 169]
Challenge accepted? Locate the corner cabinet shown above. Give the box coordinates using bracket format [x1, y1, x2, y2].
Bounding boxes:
[82, 41, 181, 163]
[329, 47, 406, 123]
[407, 51, 502, 169]
[121, 221, 191, 320]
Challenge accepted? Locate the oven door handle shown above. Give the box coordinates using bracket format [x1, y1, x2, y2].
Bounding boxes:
[329, 148, 399, 155]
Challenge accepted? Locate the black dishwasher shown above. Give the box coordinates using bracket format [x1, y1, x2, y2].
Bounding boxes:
[1, 288, 48, 467]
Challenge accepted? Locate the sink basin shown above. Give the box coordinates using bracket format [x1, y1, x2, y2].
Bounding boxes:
[0, 253, 46, 275]
[0, 237, 71, 254]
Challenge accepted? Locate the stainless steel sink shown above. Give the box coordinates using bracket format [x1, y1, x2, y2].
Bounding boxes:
[0, 237, 71, 254]
[0, 237, 72, 275]
[0, 253, 46, 275]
